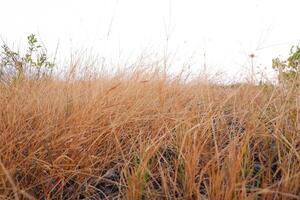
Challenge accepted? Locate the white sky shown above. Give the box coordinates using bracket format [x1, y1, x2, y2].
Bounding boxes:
[1, 0, 300, 80]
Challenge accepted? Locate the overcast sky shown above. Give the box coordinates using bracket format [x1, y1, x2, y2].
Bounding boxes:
[1, 0, 300, 80]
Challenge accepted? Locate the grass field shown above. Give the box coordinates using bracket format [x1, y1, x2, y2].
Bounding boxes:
[0, 66, 299, 199]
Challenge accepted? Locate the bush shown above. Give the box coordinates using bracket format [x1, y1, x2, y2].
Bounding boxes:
[272, 46, 300, 84]
[0, 34, 54, 84]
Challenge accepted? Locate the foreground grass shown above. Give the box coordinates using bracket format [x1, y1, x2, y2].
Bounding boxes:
[0, 69, 299, 199]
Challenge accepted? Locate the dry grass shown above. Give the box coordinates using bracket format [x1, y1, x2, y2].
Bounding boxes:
[0, 67, 299, 200]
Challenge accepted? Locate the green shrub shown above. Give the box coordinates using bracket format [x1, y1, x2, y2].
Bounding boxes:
[0, 34, 54, 84]
[272, 46, 300, 84]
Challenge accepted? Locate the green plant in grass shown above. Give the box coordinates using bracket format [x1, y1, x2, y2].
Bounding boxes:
[0, 34, 54, 84]
[272, 46, 300, 84]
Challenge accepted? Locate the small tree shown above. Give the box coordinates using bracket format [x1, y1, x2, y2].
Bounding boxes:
[0, 34, 54, 84]
[272, 46, 300, 85]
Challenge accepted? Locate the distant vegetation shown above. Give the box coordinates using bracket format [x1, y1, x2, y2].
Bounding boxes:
[1, 34, 300, 85]
[0, 35, 299, 199]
